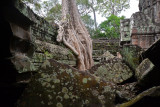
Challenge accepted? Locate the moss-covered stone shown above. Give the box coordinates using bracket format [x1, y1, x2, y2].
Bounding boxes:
[17, 59, 116, 107]
[89, 58, 133, 84]
[32, 40, 76, 70]
[120, 45, 141, 71]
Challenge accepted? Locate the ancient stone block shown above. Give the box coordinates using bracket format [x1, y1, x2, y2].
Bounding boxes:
[32, 40, 76, 69]
[135, 58, 160, 89]
[131, 35, 139, 45]
[17, 59, 116, 107]
[135, 58, 154, 80]
[120, 19, 131, 45]
[89, 58, 133, 84]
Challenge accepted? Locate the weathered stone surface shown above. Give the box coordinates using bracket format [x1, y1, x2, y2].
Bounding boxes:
[93, 51, 116, 63]
[136, 66, 160, 90]
[3, 0, 78, 73]
[17, 59, 116, 107]
[11, 53, 36, 73]
[117, 86, 160, 107]
[93, 38, 119, 53]
[120, 45, 141, 71]
[32, 40, 76, 69]
[2, 0, 59, 73]
[139, 0, 160, 25]
[35, 40, 75, 60]
[9, 23, 35, 73]
[135, 56, 160, 90]
[92, 38, 119, 64]
[130, 12, 157, 49]
[14, 0, 58, 44]
[120, 0, 160, 49]
[116, 83, 137, 102]
[135, 58, 154, 80]
[89, 58, 133, 84]
[4, 0, 160, 107]
[120, 19, 131, 46]
[101, 51, 115, 60]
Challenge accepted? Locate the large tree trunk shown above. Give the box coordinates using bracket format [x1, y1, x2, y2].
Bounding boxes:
[57, 0, 94, 71]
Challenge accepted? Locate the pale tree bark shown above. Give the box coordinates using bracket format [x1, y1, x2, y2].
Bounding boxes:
[57, 0, 94, 71]
[91, 5, 97, 30]
[91, 0, 97, 30]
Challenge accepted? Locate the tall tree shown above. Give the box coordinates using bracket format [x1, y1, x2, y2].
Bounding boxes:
[97, 0, 130, 16]
[77, 0, 98, 30]
[57, 0, 94, 71]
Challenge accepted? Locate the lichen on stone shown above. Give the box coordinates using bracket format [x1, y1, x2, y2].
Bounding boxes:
[17, 59, 116, 107]
[62, 87, 68, 94]
[82, 78, 88, 84]
[41, 60, 51, 69]
[56, 102, 63, 107]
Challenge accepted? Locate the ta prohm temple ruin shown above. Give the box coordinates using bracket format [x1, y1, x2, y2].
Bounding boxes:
[1, 0, 160, 107]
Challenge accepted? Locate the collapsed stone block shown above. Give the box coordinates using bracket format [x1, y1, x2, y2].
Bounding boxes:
[17, 59, 116, 107]
[89, 58, 133, 84]
[135, 58, 154, 80]
[135, 58, 160, 90]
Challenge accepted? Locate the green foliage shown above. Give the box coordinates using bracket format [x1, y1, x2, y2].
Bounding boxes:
[91, 29, 105, 39]
[44, 2, 62, 23]
[97, 0, 130, 16]
[93, 15, 124, 38]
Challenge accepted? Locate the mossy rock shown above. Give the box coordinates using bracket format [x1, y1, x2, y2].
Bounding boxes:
[35, 40, 76, 61]
[89, 58, 133, 84]
[17, 59, 116, 107]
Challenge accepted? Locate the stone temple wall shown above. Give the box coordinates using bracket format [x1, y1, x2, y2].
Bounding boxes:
[120, 0, 160, 50]
[120, 19, 131, 46]
[139, 0, 160, 24]
[130, 12, 157, 49]
[92, 38, 120, 63]
[2, 0, 76, 73]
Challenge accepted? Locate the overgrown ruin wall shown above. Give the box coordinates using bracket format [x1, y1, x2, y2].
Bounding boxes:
[1, 1, 77, 105]
[120, 0, 160, 50]
[2, 0, 76, 73]
[2, 0, 160, 107]
[92, 38, 120, 63]
[139, 0, 160, 24]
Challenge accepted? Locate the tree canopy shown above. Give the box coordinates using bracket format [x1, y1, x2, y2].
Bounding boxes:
[93, 15, 125, 38]
[43, 0, 62, 23]
[97, 0, 130, 16]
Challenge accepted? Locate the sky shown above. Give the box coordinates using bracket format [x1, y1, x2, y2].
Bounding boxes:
[95, 0, 139, 24]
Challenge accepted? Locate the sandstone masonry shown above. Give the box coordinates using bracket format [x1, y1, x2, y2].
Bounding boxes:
[120, 0, 160, 50]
